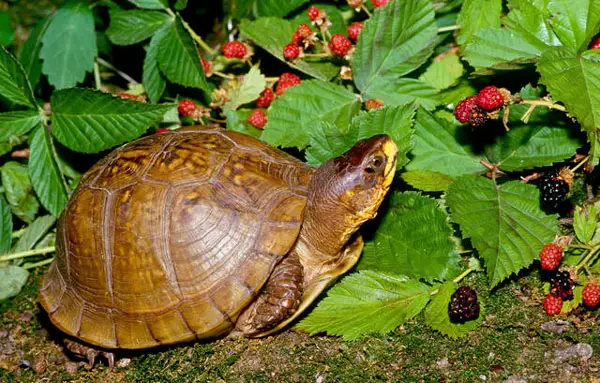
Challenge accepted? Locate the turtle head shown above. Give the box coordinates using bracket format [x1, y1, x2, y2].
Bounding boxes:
[327, 134, 398, 221]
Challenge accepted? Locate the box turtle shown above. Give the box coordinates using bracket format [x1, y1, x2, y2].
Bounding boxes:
[38, 125, 397, 366]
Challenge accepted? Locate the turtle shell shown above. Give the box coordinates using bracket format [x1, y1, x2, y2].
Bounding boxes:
[38, 126, 315, 349]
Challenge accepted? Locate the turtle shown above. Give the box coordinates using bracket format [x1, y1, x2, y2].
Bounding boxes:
[38, 125, 398, 367]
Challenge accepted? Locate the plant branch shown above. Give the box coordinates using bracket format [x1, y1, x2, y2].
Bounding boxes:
[0, 246, 56, 263]
[24, 258, 54, 270]
[97, 57, 139, 85]
[438, 25, 460, 33]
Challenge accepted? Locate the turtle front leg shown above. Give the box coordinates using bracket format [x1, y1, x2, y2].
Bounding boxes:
[235, 253, 304, 336]
[63, 338, 115, 370]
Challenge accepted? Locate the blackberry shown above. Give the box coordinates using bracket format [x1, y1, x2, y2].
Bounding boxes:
[539, 168, 573, 209]
[448, 286, 480, 323]
[549, 270, 573, 301]
[468, 106, 488, 127]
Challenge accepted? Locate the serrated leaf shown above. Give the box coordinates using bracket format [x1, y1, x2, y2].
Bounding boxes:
[446, 176, 558, 287]
[0, 111, 42, 142]
[0, 195, 12, 254]
[562, 285, 583, 314]
[40, 0, 97, 89]
[1, 162, 39, 224]
[13, 215, 56, 253]
[224, 66, 266, 111]
[0, 45, 36, 108]
[225, 109, 262, 138]
[425, 282, 484, 338]
[240, 18, 338, 81]
[29, 127, 69, 217]
[19, 17, 52, 90]
[143, 26, 168, 103]
[503, 0, 561, 50]
[0, 265, 29, 300]
[262, 80, 360, 149]
[456, 0, 502, 44]
[360, 192, 460, 281]
[107, 10, 172, 46]
[156, 17, 210, 92]
[401, 170, 455, 192]
[352, 0, 437, 96]
[297, 271, 431, 340]
[51, 88, 173, 153]
[362, 78, 440, 111]
[537, 48, 600, 164]
[546, 0, 600, 52]
[574, 205, 597, 244]
[128, 0, 167, 9]
[255, 0, 309, 17]
[419, 52, 464, 91]
[305, 105, 414, 167]
[405, 109, 484, 177]
[462, 28, 543, 74]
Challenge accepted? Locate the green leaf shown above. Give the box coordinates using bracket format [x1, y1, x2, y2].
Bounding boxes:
[401, 170, 455, 192]
[0, 195, 12, 254]
[128, 0, 167, 9]
[225, 0, 253, 19]
[51, 88, 173, 153]
[40, 0, 97, 89]
[18, 17, 52, 90]
[1, 162, 39, 224]
[0, 45, 36, 108]
[0, 111, 42, 142]
[225, 109, 263, 138]
[305, 105, 415, 167]
[537, 48, 600, 164]
[419, 52, 464, 91]
[503, 0, 561, 51]
[352, 0, 437, 96]
[107, 10, 172, 46]
[240, 18, 338, 81]
[360, 192, 461, 282]
[0, 266, 29, 301]
[143, 26, 168, 103]
[362, 78, 440, 111]
[462, 28, 543, 74]
[545, 0, 600, 52]
[562, 285, 584, 314]
[156, 17, 210, 92]
[262, 80, 361, 149]
[0, 11, 14, 46]
[291, 4, 346, 36]
[446, 176, 558, 287]
[224, 66, 266, 111]
[425, 282, 484, 338]
[574, 205, 597, 244]
[405, 109, 484, 177]
[297, 271, 431, 340]
[13, 215, 56, 253]
[255, 0, 309, 17]
[29, 127, 69, 217]
[456, 0, 502, 44]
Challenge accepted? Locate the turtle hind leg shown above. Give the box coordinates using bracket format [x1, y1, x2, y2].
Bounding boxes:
[63, 338, 115, 370]
[235, 253, 304, 336]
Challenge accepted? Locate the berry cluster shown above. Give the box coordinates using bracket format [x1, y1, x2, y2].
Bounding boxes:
[448, 286, 480, 323]
[542, 270, 573, 316]
[246, 73, 303, 129]
[454, 86, 510, 127]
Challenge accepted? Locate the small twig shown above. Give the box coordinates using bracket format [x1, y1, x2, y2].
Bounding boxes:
[173, 9, 216, 56]
[24, 258, 54, 270]
[93, 61, 102, 90]
[213, 71, 235, 80]
[438, 25, 461, 33]
[97, 57, 139, 85]
[571, 155, 590, 173]
[0, 246, 56, 263]
[453, 267, 475, 284]
[520, 99, 567, 112]
[360, 5, 371, 16]
[12, 228, 26, 239]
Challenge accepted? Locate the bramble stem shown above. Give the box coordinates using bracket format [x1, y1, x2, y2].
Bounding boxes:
[12, 228, 26, 239]
[24, 258, 54, 270]
[0, 246, 56, 262]
[453, 267, 475, 284]
[575, 244, 600, 272]
[97, 58, 139, 85]
[438, 25, 461, 33]
[520, 99, 567, 112]
[213, 71, 235, 80]
[360, 5, 371, 16]
[93, 62, 101, 90]
[177, 13, 216, 56]
[571, 155, 590, 173]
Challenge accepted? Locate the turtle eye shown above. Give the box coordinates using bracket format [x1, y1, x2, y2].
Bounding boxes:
[364, 155, 385, 174]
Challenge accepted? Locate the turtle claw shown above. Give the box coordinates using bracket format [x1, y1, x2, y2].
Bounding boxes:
[63, 338, 116, 370]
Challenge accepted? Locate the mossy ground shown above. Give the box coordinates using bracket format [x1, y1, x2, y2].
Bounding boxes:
[2, 268, 600, 382]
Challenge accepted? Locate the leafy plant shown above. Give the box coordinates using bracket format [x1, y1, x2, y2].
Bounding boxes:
[1, 0, 600, 342]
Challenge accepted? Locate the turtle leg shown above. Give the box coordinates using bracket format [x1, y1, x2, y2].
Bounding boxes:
[63, 338, 115, 370]
[235, 253, 304, 336]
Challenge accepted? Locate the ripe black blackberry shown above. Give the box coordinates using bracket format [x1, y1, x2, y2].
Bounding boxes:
[448, 286, 480, 323]
[549, 270, 573, 301]
[468, 106, 488, 127]
[539, 168, 573, 209]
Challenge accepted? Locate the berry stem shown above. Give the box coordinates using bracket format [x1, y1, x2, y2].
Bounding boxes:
[571, 155, 590, 173]
[97, 58, 139, 85]
[93, 62, 102, 90]
[174, 10, 216, 56]
[575, 244, 600, 272]
[520, 99, 567, 112]
[0, 246, 56, 262]
[11, 228, 26, 239]
[212, 71, 235, 80]
[438, 25, 461, 33]
[360, 5, 372, 16]
[23, 257, 54, 270]
[430, 266, 476, 296]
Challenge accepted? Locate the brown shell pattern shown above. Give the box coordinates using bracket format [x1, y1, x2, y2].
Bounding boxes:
[38, 126, 315, 349]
